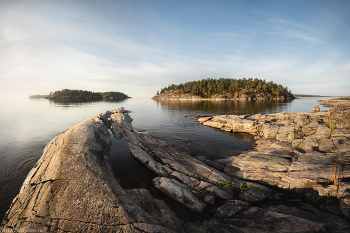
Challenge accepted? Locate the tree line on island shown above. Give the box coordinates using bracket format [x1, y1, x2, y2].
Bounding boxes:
[46, 89, 130, 100]
[156, 78, 294, 99]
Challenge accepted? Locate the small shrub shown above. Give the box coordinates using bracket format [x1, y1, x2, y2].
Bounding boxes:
[223, 184, 233, 191]
[329, 121, 334, 132]
[240, 183, 249, 192]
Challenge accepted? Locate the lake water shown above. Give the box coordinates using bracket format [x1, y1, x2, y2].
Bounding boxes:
[0, 96, 332, 220]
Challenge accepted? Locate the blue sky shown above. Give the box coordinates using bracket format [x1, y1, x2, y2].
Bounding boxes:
[0, 0, 349, 98]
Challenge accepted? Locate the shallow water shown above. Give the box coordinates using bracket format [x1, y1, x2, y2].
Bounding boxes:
[0, 96, 332, 220]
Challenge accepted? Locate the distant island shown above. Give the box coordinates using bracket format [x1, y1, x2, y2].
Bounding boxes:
[153, 78, 295, 100]
[29, 95, 49, 98]
[30, 89, 130, 100]
[294, 94, 334, 97]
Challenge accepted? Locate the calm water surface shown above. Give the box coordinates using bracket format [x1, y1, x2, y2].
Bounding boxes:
[0, 96, 332, 220]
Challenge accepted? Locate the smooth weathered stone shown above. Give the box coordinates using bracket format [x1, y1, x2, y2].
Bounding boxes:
[236, 181, 272, 203]
[313, 105, 320, 112]
[262, 125, 279, 139]
[332, 129, 350, 137]
[316, 125, 331, 139]
[125, 189, 184, 232]
[299, 135, 319, 152]
[203, 195, 215, 205]
[319, 138, 334, 152]
[203, 121, 225, 129]
[281, 151, 338, 189]
[295, 113, 309, 126]
[152, 177, 207, 213]
[203, 184, 234, 200]
[224, 207, 327, 233]
[302, 120, 319, 136]
[237, 189, 269, 203]
[314, 182, 350, 199]
[216, 201, 244, 218]
[328, 104, 350, 129]
[127, 142, 169, 176]
[204, 160, 225, 170]
[275, 125, 295, 142]
[267, 203, 350, 231]
[170, 171, 200, 187]
[230, 119, 255, 134]
[340, 198, 350, 220]
[198, 117, 213, 123]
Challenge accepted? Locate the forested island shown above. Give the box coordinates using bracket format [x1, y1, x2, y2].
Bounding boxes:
[153, 78, 295, 100]
[47, 89, 130, 100]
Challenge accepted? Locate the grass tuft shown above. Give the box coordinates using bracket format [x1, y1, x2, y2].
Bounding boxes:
[329, 120, 334, 132]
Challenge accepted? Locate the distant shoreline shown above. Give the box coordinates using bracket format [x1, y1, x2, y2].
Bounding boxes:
[293, 94, 336, 97]
[29, 95, 49, 98]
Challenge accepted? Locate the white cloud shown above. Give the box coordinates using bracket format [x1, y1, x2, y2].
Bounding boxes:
[0, 1, 349, 99]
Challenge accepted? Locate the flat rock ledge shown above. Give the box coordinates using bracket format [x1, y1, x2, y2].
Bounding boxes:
[2, 104, 350, 232]
[195, 98, 350, 222]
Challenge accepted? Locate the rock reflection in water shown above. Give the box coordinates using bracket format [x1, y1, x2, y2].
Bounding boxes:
[155, 99, 291, 115]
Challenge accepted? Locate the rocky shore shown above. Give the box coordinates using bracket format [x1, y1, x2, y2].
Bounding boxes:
[2, 98, 350, 232]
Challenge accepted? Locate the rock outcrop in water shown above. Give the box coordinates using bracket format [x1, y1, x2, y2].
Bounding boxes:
[152, 90, 294, 100]
[2, 102, 350, 232]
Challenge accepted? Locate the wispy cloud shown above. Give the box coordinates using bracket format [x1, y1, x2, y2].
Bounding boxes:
[0, 0, 349, 98]
[266, 18, 323, 43]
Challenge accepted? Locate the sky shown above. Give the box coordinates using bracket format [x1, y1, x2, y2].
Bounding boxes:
[0, 0, 349, 98]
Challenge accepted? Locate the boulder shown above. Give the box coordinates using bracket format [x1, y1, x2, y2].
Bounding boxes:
[216, 201, 246, 218]
[198, 117, 213, 123]
[302, 121, 319, 136]
[152, 177, 207, 213]
[203, 195, 215, 205]
[262, 125, 279, 139]
[275, 125, 295, 142]
[328, 104, 350, 129]
[313, 105, 320, 112]
[318, 138, 334, 152]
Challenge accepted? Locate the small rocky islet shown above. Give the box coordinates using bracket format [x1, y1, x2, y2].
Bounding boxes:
[1, 98, 350, 232]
